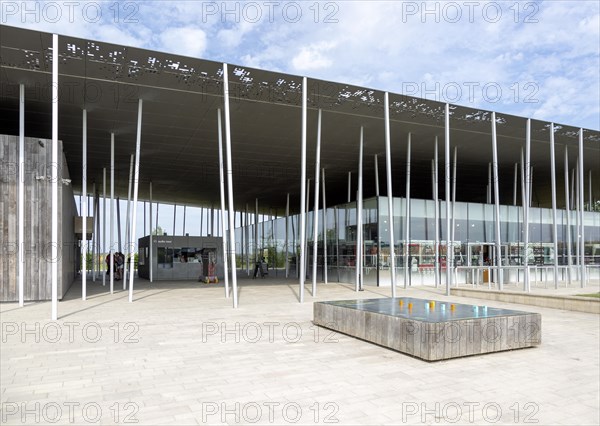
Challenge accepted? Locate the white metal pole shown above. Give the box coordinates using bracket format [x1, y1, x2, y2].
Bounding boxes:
[578, 129, 586, 287]
[92, 184, 97, 282]
[530, 167, 534, 207]
[404, 133, 411, 290]
[357, 127, 364, 292]
[123, 154, 133, 290]
[549, 124, 559, 288]
[285, 194, 290, 278]
[223, 63, 239, 307]
[245, 204, 250, 276]
[434, 137, 439, 288]
[110, 133, 115, 294]
[305, 179, 310, 281]
[18, 84, 25, 307]
[524, 119, 531, 292]
[149, 181, 153, 283]
[322, 169, 328, 284]
[255, 199, 259, 262]
[384, 92, 397, 295]
[564, 148, 572, 285]
[81, 109, 87, 300]
[103, 168, 106, 286]
[451, 146, 457, 286]
[347, 172, 351, 203]
[487, 163, 492, 204]
[374, 154, 379, 196]
[513, 163, 518, 206]
[183, 205, 186, 235]
[173, 204, 177, 236]
[571, 168, 575, 210]
[312, 109, 322, 295]
[589, 170, 593, 211]
[445, 103, 452, 296]
[128, 99, 143, 302]
[51, 34, 58, 320]
[491, 112, 503, 290]
[217, 108, 230, 298]
[299, 76, 308, 303]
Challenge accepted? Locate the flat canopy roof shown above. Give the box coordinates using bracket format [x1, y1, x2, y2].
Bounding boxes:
[1, 25, 598, 214]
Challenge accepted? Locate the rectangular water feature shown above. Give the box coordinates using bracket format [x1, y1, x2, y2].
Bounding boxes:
[313, 297, 541, 361]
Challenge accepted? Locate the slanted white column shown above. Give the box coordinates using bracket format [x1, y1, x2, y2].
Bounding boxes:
[51, 34, 58, 320]
[433, 137, 440, 288]
[491, 112, 503, 290]
[347, 172, 352, 203]
[384, 92, 396, 295]
[451, 146, 458, 285]
[549, 124, 559, 288]
[299, 76, 308, 303]
[149, 181, 153, 283]
[103, 168, 106, 286]
[110, 133, 115, 294]
[444, 103, 452, 296]
[183, 205, 187, 235]
[578, 129, 586, 287]
[524, 119, 532, 292]
[217, 108, 230, 298]
[513, 163, 518, 206]
[322, 169, 328, 284]
[81, 109, 87, 300]
[312, 109, 322, 296]
[128, 99, 143, 302]
[123, 154, 133, 290]
[356, 127, 364, 292]
[404, 133, 411, 290]
[223, 63, 239, 307]
[285, 193, 289, 278]
[18, 84, 25, 307]
[374, 155, 379, 196]
[92, 184, 97, 282]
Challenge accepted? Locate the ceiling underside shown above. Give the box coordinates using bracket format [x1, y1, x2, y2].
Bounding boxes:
[1, 25, 599, 214]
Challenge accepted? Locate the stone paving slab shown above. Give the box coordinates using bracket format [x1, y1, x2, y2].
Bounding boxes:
[1, 277, 599, 425]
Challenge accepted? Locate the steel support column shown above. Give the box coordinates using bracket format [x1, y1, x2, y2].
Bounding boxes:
[445, 104, 452, 296]
[549, 124, 559, 288]
[404, 133, 411, 290]
[491, 112, 503, 290]
[524, 119, 531, 292]
[223, 63, 239, 307]
[285, 193, 290, 278]
[433, 137, 439, 288]
[103, 168, 106, 287]
[128, 99, 143, 302]
[578, 129, 586, 287]
[384, 92, 396, 295]
[312, 109, 323, 296]
[110, 133, 115, 294]
[51, 34, 58, 320]
[81, 110, 87, 299]
[356, 127, 364, 292]
[18, 84, 25, 306]
[217, 108, 230, 298]
[322, 169, 328, 284]
[149, 182, 153, 283]
[299, 76, 308, 303]
[123, 154, 133, 289]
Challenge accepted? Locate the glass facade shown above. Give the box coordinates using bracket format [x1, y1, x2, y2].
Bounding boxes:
[234, 196, 600, 285]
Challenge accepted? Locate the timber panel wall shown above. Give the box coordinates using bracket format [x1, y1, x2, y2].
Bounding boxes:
[0, 135, 77, 302]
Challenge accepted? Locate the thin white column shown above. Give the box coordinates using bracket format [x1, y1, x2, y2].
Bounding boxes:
[143, 201, 146, 236]
[312, 109, 323, 295]
[549, 124, 559, 288]
[149, 181, 153, 283]
[123, 154, 133, 290]
[575, 163, 580, 280]
[356, 127, 364, 292]
[217, 108, 230, 298]
[92, 184, 97, 282]
[589, 170, 593, 211]
[564, 148, 572, 285]
[491, 112, 503, 290]
[374, 155, 379, 196]
[255, 199, 259, 261]
[285, 193, 290, 278]
[51, 34, 58, 320]
[451, 146, 457, 285]
[223, 62, 239, 307]
[173, 204, 177, 236]
[305, 179, 310, 280]
[322, 169, 328, 284]
[18, 84, 25, 307]
[347, 172, 352, 203]
[384, 92, 396, 295]
[128, 99, 143, 302]
[404, 133, 411, 290]
[81, 109, 87, 300]
[444, 103, 452, 296]
[299, 76, 308, 303]
[529, 167, 534, 207]
[433, 137, 440, 288]
[116, 197, 122, 252]
[245, 204, 250, 276]
[513, 163, 518, 206]
[103, 168, 106, 286]
[571, 168, 575, 210]
[578, 129, 586, 287]
[110, 133, 115, 294]
[487, 163, 492, 204]
[183, 205, 187, 235]
[524, 119, 531, 292]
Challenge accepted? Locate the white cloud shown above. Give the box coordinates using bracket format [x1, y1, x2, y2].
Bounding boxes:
[158, 27, 207, 57]
[291, 42, 335, 71]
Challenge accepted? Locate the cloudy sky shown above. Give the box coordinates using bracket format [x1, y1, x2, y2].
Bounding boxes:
[2, 0, 598, 241]
[3, 0, 599, 130]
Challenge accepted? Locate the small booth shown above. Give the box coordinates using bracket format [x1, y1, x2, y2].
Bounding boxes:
[138, 235, 224, 281]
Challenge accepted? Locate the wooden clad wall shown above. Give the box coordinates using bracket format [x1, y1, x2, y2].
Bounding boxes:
[0, 135, 77, 302]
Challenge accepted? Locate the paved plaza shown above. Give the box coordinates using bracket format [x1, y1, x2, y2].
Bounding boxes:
[1, 277, 599, 425]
